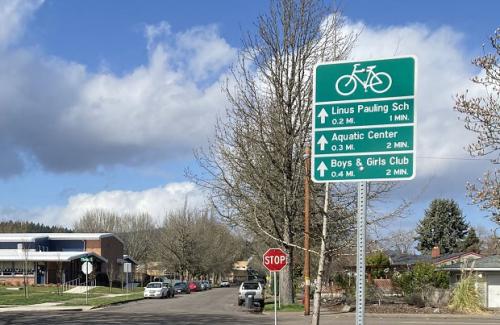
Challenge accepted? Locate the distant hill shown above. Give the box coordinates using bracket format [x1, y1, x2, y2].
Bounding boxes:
[0, 220, 73, 233]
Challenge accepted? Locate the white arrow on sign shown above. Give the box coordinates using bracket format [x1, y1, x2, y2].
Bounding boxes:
[317, 161, 328, 177]
[317, 135, 328, 151]
[317, 108, 328, 124]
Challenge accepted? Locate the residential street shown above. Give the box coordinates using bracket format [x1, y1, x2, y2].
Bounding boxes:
[1, 288, 499, 325]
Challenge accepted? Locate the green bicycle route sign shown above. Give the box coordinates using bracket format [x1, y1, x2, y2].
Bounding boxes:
[311, 56, 417, 182]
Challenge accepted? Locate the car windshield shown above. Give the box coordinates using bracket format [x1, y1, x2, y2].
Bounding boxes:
[174, 283, 185, 288]
[146, 283, 162, 288]
[242, 282, 259, 290]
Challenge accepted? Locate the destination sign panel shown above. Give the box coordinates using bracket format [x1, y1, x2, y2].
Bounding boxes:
[311, 56, 417, 182]
[314, 126, 413, 155]
[314, 98, 414, 128]
[313, 153, 414, 182]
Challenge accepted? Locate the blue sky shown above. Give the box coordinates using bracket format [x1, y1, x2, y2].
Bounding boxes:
[0, 0, 498, 235]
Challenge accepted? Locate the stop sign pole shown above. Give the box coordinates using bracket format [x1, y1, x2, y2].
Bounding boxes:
[263, 248, 288, 325]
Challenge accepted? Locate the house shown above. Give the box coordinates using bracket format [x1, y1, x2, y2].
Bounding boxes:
[388, 247, 482, 271]
[443, 255, 500, 309]
[0, 233, 125, 286]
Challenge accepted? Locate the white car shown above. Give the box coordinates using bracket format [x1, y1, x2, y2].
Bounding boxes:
[144, 282, 170, 299]
[238, 280, 264, 307]
[220, 280, 230, 287]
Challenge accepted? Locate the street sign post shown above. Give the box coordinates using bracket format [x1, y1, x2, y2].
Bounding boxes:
[311, 56, 417, 325]
[312, 56, 417, 183]
[81, 261, 93, 305]
[263, 248, 288, 325]
[124, 262, 132, 293]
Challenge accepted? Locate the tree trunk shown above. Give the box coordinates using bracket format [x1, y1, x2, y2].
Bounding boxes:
[311, 183, 329, 325]
[280, 221, 295, 305]
[279, 253, 294, 305]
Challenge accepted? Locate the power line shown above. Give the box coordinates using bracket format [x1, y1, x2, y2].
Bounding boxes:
[417, 155, 492, 161]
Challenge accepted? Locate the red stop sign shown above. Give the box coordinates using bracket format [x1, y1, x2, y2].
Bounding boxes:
[263, 248, 288, 272]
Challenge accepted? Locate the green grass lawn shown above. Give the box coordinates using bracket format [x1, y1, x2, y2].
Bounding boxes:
[63, 290, 144, 307]
[0, 286, 81, 305]
[90, 286, 143, 295]
[0, 286, 144, 307]
[263, 302, 304, 312]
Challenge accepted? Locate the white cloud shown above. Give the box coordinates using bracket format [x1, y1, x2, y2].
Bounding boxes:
[342, 21, 491, 201]
[38, 182, 206, 226]
[0, 0, 42, 50]
[0, 4, 235, 176]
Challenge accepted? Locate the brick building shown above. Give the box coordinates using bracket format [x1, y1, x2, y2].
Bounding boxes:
[0, 233, 125, 286]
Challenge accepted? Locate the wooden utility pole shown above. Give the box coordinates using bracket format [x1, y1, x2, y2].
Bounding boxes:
[303, 144, 311, 315]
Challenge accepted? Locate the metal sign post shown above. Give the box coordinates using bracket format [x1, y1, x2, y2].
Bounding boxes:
[85, 263, 88, 305]
[124, 262, 132, 294]
[274, 271, 277, 325]
[81, 261, 93, 305]
[356, 181, 367, 325]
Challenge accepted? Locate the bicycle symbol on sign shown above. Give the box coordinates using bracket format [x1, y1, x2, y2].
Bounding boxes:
[335, 64, 392, 96]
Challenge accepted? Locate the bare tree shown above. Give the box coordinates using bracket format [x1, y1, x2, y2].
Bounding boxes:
[56, 253, 63, 295]
[118, 213, 157, 264]
[74, 210, 157, 264]
[74, 209, 121, 232]
[106, 262, 115, 292]
[21, 242, 30, 298]
[158, 208, 244, 279]
[455, 28, 500, 222]
[376, 229, 416, 255]
[158, 209, 201, 278]
[191, 0, 356, 304]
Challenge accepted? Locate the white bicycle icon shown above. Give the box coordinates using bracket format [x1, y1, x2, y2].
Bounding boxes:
[335, 64, 392, 96]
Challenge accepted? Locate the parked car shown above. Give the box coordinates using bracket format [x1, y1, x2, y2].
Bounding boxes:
[220, 280, 230, 288]
[174, 282, 191, 294]
[144, 282, 170, 299]
[188, 281, 202, 292]
[237, 280, 264, 307]
[201, 280, 212, 290]
[163, 282, 175, 298]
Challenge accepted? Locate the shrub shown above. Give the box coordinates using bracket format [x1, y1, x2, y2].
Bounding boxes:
[392, 263, 449, 306]
[367, 252, 390, 279]
[449, 273, 484, 313]
[393, 263, 448, 295]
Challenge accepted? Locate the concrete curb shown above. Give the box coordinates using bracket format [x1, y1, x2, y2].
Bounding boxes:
[281, 311, 500, 319]
[91, 297, 145, 310]
[0, 306, 92, 313]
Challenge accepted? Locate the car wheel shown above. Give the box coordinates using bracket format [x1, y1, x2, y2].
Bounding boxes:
[237, 299, 243, 306]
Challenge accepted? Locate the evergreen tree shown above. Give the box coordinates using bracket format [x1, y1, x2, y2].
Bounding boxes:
[415, 199, 469, 254]
[461, 227, 481, 253]
[0, 220, 72, 233]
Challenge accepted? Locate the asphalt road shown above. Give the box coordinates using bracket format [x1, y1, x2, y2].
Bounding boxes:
[0, 287, 499, 324]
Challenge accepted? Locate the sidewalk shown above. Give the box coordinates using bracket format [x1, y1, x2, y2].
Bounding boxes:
[0, 302, 92, 313]
[271, 311, 500, 325]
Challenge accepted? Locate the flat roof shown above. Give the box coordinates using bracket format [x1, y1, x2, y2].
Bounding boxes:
[0, 233, 123, 244]
[0, 251, 107, 263]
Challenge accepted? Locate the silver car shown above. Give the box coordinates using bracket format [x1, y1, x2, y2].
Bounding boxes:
[238, 281, 264, 307]
[144, 282, 172, 299]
